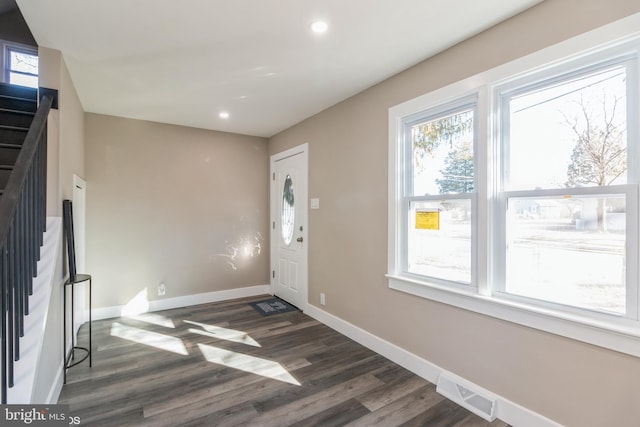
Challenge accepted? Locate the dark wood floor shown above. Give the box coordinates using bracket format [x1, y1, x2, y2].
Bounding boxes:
[59, 296, 509, 427]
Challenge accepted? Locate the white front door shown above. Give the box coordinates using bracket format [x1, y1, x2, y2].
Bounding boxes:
[271, 144, 308, 310]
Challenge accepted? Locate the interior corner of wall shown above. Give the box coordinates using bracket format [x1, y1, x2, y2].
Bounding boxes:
[37, 46, 61, 90]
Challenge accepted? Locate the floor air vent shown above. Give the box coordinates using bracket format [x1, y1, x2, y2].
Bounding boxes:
[436, 374, 497, 421]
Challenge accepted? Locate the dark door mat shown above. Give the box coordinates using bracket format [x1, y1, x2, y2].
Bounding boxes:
[250, 298, 298, 316]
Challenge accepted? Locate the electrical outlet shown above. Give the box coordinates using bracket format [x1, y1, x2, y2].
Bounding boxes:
[158, 283, 166, 296]
[320, 293, 326, 306]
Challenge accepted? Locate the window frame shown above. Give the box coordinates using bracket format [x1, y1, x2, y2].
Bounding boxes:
[494, 54, 640, 320]
[495, 185, 638, 320]
[1, 40, 38, 87]
[388, 15, 640, 358]
[400, 96, 478, 290]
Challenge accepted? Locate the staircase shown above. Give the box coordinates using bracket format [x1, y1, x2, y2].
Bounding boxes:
[0, 82, 54, 404]
[0, 83, 37, 193]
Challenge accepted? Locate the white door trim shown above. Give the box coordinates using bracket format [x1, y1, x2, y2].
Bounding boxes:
[72, 175, 87, 271]
[270, 143, 308, 311]
[72, 174, 88, 328]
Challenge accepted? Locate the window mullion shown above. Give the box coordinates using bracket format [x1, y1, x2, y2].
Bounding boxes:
[475, 88, 489, 295]
[491, 88, 511, 295]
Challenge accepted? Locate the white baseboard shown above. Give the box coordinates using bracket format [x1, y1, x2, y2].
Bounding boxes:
[93, 285, 272, 320]
[304, 304, 563, 427]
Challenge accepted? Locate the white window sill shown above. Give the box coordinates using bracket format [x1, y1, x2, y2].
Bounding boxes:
[387, 274, 640, 358]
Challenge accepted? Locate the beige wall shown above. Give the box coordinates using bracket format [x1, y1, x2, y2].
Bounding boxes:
[85, 114, 269, 309]
[38, 48, 85, 217]
[38, 47, 61, 216]
[59, 57, 85, 206]
[269, 1, 640, 426]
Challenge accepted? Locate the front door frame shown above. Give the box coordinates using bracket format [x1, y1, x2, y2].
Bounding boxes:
[72, 174, 88, 331]
[270, 143, 308, 311]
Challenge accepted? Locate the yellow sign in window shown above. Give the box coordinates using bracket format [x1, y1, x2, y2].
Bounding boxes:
[416, 210, 440, 230]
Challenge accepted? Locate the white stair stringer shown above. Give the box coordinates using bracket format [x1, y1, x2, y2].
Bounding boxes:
[7, 217, 62, 404]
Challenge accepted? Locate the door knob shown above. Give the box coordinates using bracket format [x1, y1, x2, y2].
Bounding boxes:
[296, 237, 304, 243]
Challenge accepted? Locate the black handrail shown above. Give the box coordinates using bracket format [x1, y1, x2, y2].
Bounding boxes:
[0, 94, 52, 404]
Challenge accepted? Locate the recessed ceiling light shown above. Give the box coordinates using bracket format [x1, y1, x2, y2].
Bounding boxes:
[311, 21, 328, 34]
[219, 111, 230, 119]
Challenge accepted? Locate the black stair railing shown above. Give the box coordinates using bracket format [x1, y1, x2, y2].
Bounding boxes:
[0, 93, 52, 404]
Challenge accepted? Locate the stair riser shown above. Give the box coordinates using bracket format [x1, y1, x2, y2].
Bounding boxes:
[0, 97, 36, 113]
[0, 168, 11, 189]
[0, 128, 28, 146]
[0, 147, 20, 166]
[0, 110, 34, 128]
[0, 83, 37, 101]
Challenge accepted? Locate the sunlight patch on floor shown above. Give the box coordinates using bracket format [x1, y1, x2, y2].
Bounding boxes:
[126, 312, 176, 328]
[197, 343, 300, 386]
[184, 320, 260, 347]
[111, 322, 188, 355]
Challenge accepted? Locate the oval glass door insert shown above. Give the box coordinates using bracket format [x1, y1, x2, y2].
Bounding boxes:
[282, 174, 295, 245]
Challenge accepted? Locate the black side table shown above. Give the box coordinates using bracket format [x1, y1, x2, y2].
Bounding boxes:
[63, 274, 92, 383]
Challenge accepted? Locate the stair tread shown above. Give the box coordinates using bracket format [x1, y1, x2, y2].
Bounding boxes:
[0, 108, 35, 116]
[0, 124, 29, 131]
[0, 143, 23, 149]
[0, 94, 37, 103]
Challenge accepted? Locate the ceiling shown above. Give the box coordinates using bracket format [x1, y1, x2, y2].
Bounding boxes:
[16, 0, 542, 137]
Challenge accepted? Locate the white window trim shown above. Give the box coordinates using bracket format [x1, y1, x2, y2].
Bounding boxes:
[388, 13, 640, 358]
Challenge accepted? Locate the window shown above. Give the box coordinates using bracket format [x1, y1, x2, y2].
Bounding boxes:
[403, 100, 476, 287]
[2, 42, 38, 88]
[388, 20, 640, 357]
[497, 60, 637, 317]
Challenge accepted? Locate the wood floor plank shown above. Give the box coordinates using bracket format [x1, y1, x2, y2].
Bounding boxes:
[181, 401, 260, 427]
[69, 402, 144, 427]
[344, 384, 445, 427]
[356, 374, 430, 411]
[289, 398, 371, 427]
[60, 296, 509, 426]
[453, 415, 510, 427]
[372, 363, 418, 384]
[252, 354, 390, 414]
[246, 374, 384, 426]
[142, 357, 310, 419]
[142, 374, 271, 419]
[399, 398, 478, 427]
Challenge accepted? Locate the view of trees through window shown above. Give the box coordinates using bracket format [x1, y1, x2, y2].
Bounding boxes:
[504, 66, 628, 314]
[7, 48, 38, 88]
[408, 108, 474, 284]
[406, 64, 631, 314]
[411, 109, 474, 196]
